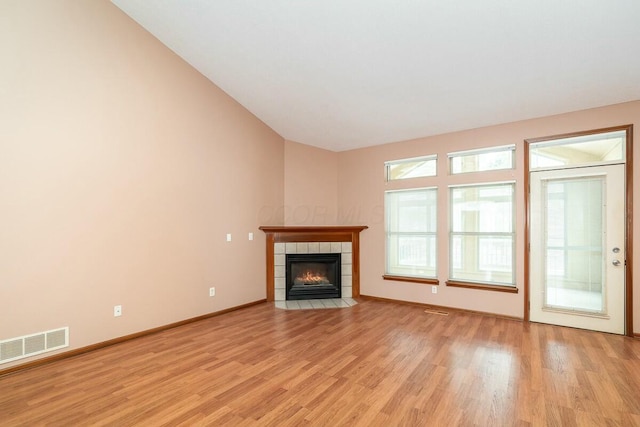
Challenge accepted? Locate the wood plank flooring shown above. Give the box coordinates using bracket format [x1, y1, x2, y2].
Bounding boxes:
[2, 299, 640, 426]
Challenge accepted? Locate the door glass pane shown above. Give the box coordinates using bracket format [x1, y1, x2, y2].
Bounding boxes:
[543, 176, 605, 313]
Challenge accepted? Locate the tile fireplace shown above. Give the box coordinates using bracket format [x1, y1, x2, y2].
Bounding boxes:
[259, 226, 368, 301]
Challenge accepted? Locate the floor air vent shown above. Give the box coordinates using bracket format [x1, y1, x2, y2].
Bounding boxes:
[424, 309, 449, 316]
[0, 327, 69, 364]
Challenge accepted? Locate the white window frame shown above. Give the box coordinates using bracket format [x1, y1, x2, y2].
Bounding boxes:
[449, 181, 516, 287]
[385, 187, 438, 279]
[385, 155, 437, 181]
[448, 145, 515, 174]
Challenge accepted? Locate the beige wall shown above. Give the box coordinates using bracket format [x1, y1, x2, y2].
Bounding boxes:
[0, 0, 284, 367]
[338, 101, 640, 332]
[282, 140, 338, 225]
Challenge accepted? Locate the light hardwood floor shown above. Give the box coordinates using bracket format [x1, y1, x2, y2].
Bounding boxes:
[2, 299, 640, 426]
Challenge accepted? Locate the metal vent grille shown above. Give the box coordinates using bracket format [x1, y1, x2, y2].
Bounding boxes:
[0, 340, 23, 361]
[46, 329, 66, 348]
[0, 327, 69, 364]
[25, 334, 46, 354]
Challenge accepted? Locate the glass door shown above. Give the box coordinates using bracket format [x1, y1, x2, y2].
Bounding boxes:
[529, 165, 625, 334]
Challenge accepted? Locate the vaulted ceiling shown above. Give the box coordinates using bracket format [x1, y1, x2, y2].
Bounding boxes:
[112, 0, 640, 151]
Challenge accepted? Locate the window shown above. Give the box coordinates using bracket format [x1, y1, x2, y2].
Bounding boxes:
[385, 188, 437, 279]
[385, 155, 437, 181]
[449, 182, 515, 286]
[449, 145, 515, 174]
[529, 130, 625, 170]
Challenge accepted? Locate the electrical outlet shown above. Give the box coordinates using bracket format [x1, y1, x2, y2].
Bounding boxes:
[114, 305, 122, 317]
[248, 232, 254, 241]
[209, 287, 216, 297]
[226, 233, 232, 242]
[431, 286, 438, 294]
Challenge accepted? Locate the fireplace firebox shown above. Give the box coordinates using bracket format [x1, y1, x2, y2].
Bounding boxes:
[286, 253, 341, 300]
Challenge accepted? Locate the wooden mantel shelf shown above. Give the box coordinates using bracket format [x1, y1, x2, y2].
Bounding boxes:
[259, 226, 368, 233]
[259, 225, 368, 301]
[259, 226, 368, 242]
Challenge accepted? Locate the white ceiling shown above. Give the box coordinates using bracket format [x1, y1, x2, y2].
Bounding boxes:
[111, 0, 640, 152]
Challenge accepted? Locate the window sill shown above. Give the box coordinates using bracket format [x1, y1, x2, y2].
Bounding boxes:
[383, 275, 439, 285]
[446, 280, 518, 293]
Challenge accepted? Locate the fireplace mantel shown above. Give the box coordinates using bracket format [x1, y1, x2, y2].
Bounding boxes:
[259, 226, 368, 301]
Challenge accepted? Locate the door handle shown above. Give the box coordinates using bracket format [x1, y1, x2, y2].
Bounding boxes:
[612, 259, 621, 266]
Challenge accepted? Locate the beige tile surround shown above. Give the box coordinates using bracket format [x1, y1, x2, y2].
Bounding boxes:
[273, 241, 353, 301]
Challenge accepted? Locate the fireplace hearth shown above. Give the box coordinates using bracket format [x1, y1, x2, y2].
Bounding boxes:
[286, 253, 341, 300]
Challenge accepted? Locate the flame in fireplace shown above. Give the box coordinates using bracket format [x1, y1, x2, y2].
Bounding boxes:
[295, 270, 330, 285]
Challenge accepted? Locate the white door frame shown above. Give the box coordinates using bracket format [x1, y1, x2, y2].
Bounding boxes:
[524, 125, 634, 337]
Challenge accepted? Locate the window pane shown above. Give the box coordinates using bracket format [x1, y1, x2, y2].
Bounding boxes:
[530, 130, 625, 170]
[386, 156, 437, 180]
[450, 234, 513, 284]
[449, 182, 515, 286]
[398, 236, 429, 267]
[450, 146, 514, 174]
[387, 190, 437, 233]
[451, 184, 513, 233]
[479, 236, 513, 272]
[386, 188, 437, 278]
